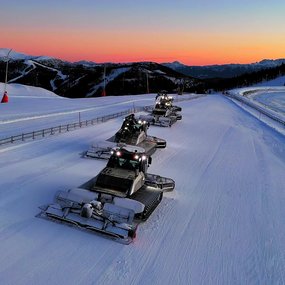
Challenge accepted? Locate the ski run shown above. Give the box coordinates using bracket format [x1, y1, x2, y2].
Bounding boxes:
[0, 83, 285, 285]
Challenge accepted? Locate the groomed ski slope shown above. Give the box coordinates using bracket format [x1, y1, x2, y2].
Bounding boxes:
[0, 83, 155, 138]
[1, 91, 285, 284]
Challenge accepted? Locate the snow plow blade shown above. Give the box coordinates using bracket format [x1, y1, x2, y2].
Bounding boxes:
[145, 173, 175, 192]
[153, 116, 177, 127]
[172, 106, 182, 112]
[85, 142, 117, 160]
[176, 114, 182, 120]
[37, 188, 138, 244]
[139, 114, 176, 127]
[85, 146, 112, 160]
[85, 142, 129, 160]
[147, 136, 167, 148]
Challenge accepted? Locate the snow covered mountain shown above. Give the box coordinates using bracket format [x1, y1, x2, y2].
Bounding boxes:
[0, 48, 67, 65]
[2, 48, 284, 96]
[163, 59, 285, 79]
[0, 49, 202, 97]
[0, 48, 36, 60]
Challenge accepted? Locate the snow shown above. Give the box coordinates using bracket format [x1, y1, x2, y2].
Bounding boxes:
[250, 91, 285, 116]
[73, 60, 98, 67]
[252, 75, 285, 87]
[0, 48, 35, 61]
[231, 86, 285, 115]
[0, 48, 60, 63]
[34, 56, 57, 61]
[153, 69, 166, 74]
[1, 84, 285, 284]
[8, 60, 36, 83]
[86, 67, 131, 97]
[0, 49, 68, 91]
[0, 83, 158, 138]
[30, 61, 67, 91]
[229, 84, 285, 135]
[164, 59, 285, 70]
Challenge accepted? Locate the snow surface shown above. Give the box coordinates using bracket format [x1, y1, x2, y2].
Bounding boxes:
[8, 60, 36, 83]
[252, 75, 285, 87]
[30, 61, 67, 91]
[86, 67, 131, 97]
[0, 83, 156, 138]
[250, 90, 285, 116]
[0, 48, 35, 61]
[231, 86, 285, 116]
[229, 85, 285, 135]
[0, 48, 58, 63]
[1, 84, 285, 284]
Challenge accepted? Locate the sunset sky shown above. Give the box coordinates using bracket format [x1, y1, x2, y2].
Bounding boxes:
[1, 0, 284, 65]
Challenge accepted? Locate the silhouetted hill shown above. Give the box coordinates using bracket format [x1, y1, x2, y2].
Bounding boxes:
[0, 49, 203, 97]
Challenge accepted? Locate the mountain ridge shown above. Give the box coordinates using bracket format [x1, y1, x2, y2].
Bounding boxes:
[0, 48, 203, 97]
[1, 48, 284, 96]
[163, 58, 285, 79]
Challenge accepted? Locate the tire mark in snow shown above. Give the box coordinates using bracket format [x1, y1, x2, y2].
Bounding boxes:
[118, 119, 232, 284]
[94, 196, 177, 285]
[244, 138, 285, 285]
[168, 127, 237, 284]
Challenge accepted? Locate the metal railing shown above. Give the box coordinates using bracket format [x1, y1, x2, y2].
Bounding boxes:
[0, 107, 147, 146]
[225, 92, 285, 127]
[0, 94, 203, 147]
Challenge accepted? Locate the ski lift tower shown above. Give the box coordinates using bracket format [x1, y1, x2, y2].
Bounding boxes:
[102, 64, 106, 96]
[146, 71, 149, 94]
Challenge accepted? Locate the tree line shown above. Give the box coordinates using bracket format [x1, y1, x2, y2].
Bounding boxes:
[204, 64, 285, 92]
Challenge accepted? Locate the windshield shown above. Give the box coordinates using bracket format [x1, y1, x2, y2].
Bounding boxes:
[107, 156, 140, 171]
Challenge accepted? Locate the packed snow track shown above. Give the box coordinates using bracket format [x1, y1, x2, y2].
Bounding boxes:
[0, 92, 285, 285]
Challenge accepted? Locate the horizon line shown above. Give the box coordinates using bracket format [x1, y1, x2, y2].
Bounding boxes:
[0, 47, 284, 67]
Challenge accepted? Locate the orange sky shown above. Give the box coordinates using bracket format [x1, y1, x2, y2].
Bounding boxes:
[1, 1, 284, 65]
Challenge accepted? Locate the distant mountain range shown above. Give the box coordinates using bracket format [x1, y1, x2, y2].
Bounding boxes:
[163, 59, 285, 79]
[1, 48, 285, 97]
[0, 48, 203, 97]
[0, 48, 98, 67]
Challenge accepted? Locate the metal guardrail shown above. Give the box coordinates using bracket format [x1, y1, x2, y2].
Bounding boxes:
[225, 92, 285, 127]
[0, 94, 203, 147]
[0, 107, 147, 146]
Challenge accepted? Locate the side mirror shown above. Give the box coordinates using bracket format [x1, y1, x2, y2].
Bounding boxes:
[148, 156, 152, 165]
